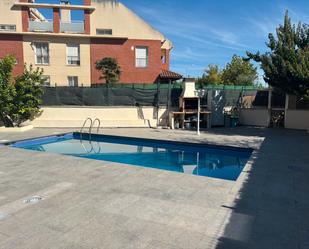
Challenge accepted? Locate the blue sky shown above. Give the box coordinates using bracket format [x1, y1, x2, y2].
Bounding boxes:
[37, 0, 309, 82]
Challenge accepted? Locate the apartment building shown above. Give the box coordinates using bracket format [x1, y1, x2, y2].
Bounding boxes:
[0, 0, 182, 86]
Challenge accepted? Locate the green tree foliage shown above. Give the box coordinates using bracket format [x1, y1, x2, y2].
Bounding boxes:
[0, 55, 43, 127]
[221, 55, 258, 86]
[13, 65, 44, 126]
[95, 57, 121, 84]
[0, 55, 17, 127]
[246, 11, 309, 97]
[196, 64, 223, 87]
[197, 56, 258, 86]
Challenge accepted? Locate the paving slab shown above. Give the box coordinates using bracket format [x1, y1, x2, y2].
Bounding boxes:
[0, 127, 308, 249]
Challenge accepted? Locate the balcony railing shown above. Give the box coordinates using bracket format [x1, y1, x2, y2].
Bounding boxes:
[60, 21, 84, 33]
[67, 56, 80, 66]
[29, 19, 53, 32]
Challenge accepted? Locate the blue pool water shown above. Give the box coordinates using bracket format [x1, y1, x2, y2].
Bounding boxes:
[11, 133, 252, 181]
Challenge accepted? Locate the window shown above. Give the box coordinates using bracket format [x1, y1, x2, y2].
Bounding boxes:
[66, 44, 80, 66]
[161, 49, 166, 64]
[34, 42, 49, 65]
[0, 24, 16, 32]
[96, 29, 113, 35]
[68, 76, 78, 87]
[135, 47, 148, 68]
[42, 75, 50, 87]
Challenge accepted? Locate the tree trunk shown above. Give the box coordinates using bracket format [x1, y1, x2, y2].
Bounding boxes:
[1, 116, 14, 127]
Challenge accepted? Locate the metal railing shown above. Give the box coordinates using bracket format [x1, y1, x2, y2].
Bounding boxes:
[91, 118, 101, 135]
[80, 117, 93, 141]
[67, 56, 80, 66]
[80, 117, 101, 141]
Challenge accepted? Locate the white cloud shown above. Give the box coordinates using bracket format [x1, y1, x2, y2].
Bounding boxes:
[131, 4, 251, 51]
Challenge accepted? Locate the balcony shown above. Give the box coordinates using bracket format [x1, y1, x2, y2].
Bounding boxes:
[60, 21, 84, 33]
[29, 19, 53, 32]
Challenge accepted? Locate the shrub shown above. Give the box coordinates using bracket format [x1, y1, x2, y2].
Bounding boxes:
[0, 55, 44, 127]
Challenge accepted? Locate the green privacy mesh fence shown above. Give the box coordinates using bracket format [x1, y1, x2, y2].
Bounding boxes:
[42, 86, 182, 107]
[42, 83, 265, 107]
[91, 83, 264, 91]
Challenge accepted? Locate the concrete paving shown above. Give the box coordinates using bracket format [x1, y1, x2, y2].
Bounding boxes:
[0, 127, 308, 249]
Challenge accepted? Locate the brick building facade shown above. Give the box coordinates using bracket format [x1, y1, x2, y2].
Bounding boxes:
[0, 0, 181, 86]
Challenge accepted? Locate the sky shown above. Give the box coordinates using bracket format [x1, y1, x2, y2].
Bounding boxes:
[36, 0, 309, 82]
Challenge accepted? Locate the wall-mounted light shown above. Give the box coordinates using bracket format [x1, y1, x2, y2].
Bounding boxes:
[131, 46, 134, 51]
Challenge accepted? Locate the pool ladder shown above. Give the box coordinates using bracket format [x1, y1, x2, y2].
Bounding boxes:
[80, 117, 101, 141]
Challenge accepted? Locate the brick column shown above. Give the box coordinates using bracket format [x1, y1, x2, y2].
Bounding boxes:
[161, 49, 170, 71]
[84, 10, 91, 34]
[19, 0, 30, 32]
[21, 6, 29, 32]
[53, 8, 60, 33]
[84, 0, 91, 34]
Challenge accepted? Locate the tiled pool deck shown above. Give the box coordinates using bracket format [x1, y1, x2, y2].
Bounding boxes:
[0, 127, 308, 249]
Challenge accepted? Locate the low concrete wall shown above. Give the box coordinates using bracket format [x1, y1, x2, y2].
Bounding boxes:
[239, 108, 270, 127]
[285, 110, 309, 130]
[32, 107, 168, 128]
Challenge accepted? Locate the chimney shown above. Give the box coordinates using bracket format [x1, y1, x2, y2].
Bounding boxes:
[60, 0, 71, 23]
[181, 78, 197, 98]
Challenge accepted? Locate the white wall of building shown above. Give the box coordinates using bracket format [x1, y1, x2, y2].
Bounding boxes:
[0, 0, 22, 32]
[31, 106, 167, 128]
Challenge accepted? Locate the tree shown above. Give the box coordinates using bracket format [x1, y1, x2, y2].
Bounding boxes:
[221, 55, 258, 85]
[196, 64, 223, 87]
[95, 57, 121, 84]
[0, 55, 17, 127]
[246, 11, 309, 97]
[0, 55, 44, 127]
[13, 65, 44, 126]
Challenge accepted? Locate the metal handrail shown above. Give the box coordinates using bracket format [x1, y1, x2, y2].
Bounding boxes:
[91, 118, 101, 135]
[80, 139, 101, 154]
[80, 117, 93, 141]
[80, 117, 101, 141]
[80, 117, 101, 154]
[80, 139, 93, 153]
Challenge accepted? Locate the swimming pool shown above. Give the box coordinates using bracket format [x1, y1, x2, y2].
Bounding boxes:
[11, 133, 252, 181]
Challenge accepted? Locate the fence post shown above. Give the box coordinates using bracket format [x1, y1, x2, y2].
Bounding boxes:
[156, 81, 160, 127]
[240, 88, 244, 109]
[267, 89, 272, 127]
[167, 80, 172, 125]
[284, 94, 289, 128]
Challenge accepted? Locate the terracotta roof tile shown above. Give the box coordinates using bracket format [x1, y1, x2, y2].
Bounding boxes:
[159, 69, 183, 80]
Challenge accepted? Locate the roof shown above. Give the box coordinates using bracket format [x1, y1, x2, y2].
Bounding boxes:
[159, 70, 183, 80]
